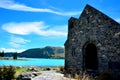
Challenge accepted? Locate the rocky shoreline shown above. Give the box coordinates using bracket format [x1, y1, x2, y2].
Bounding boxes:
[16, 66, 70, 80]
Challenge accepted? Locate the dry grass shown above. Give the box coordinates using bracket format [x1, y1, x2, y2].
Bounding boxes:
[59, 66, 65, 73]
[75, 73, 80, 80]
[65, 73, 95, 80]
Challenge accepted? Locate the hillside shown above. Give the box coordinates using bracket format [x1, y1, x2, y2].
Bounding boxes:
[5, 46, 65, 59]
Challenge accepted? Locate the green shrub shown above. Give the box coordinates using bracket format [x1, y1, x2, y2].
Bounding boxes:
[0, 66, 16, 80]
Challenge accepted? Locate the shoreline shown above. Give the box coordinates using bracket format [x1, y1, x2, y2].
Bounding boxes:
[0, 65, 68, 80]
[0, 57, 28, 60]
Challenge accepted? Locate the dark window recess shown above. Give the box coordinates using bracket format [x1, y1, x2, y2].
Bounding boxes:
[72, 47, 76, 57]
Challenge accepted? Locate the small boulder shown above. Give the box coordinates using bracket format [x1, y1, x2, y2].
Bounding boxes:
[27, 67, 39, 72]
[46, 67, 51, 71]
[17, 72, 32, 80]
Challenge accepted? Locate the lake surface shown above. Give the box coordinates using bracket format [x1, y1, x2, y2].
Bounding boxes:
[0, 58, 64, 66]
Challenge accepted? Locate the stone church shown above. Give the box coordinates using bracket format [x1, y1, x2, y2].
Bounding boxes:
[64, 4, 120, 75]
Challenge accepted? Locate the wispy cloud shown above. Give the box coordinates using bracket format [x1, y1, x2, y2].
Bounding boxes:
[0, 48, 25, 53]
[9, 35, 30, 48]
[116, 18, 120, 23]
[2, 21, 67, 36]
[0, 0, 81, 16]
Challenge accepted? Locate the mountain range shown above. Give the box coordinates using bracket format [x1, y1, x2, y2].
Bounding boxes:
[4, 46, 65, 59]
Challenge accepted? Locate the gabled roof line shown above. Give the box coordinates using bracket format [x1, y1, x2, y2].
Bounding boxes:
[79, 4, 120, 25]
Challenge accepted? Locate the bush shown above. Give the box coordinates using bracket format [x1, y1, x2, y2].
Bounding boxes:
[97, 71, 115, 80]
[58, 66, 65, 73]
[0, 66, 16, 80]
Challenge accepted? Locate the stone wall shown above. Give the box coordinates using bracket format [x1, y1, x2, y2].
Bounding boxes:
[65, 4, 120, 75]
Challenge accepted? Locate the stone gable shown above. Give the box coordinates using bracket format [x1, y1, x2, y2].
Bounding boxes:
[65, 4, 120, 77]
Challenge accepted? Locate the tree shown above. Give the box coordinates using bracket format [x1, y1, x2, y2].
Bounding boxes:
[0, 51, 4, 57]
[13, 52, 17, 60]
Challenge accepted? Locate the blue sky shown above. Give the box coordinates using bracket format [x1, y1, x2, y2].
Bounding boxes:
[0, 0, 120, 52]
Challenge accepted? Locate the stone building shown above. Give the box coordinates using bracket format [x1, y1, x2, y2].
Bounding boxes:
[64, 4, 120, 75]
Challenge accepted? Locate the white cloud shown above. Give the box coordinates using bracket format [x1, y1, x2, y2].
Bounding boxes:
[52, 25, 68, 32]
[116, 18, 120, 23]
[0, 48, 25, 53]
[0, 0, 81, 16]
[9, 41, 20, 48]
[9, 35, 30, 48]
[2, 21, 67, 36]
[2, 22, 43, 35]
[10, 35, 30, 44]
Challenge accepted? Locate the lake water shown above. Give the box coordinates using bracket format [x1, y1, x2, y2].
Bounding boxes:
[0, 58, 64, 66]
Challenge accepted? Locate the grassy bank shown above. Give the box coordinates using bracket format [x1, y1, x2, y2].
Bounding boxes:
[15, 67, 28, 78]
[0, 66, 117, 80]
[0, 57, 12, 60]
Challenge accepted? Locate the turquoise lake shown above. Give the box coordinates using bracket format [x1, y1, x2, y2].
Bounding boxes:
[0, 58, 64, 66]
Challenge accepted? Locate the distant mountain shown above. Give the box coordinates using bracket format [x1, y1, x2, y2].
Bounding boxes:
[4, 52, 14, 57]
[5, 46, 65, 59]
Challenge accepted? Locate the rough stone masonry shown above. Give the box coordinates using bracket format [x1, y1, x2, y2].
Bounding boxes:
[64, 4, 120, 77]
